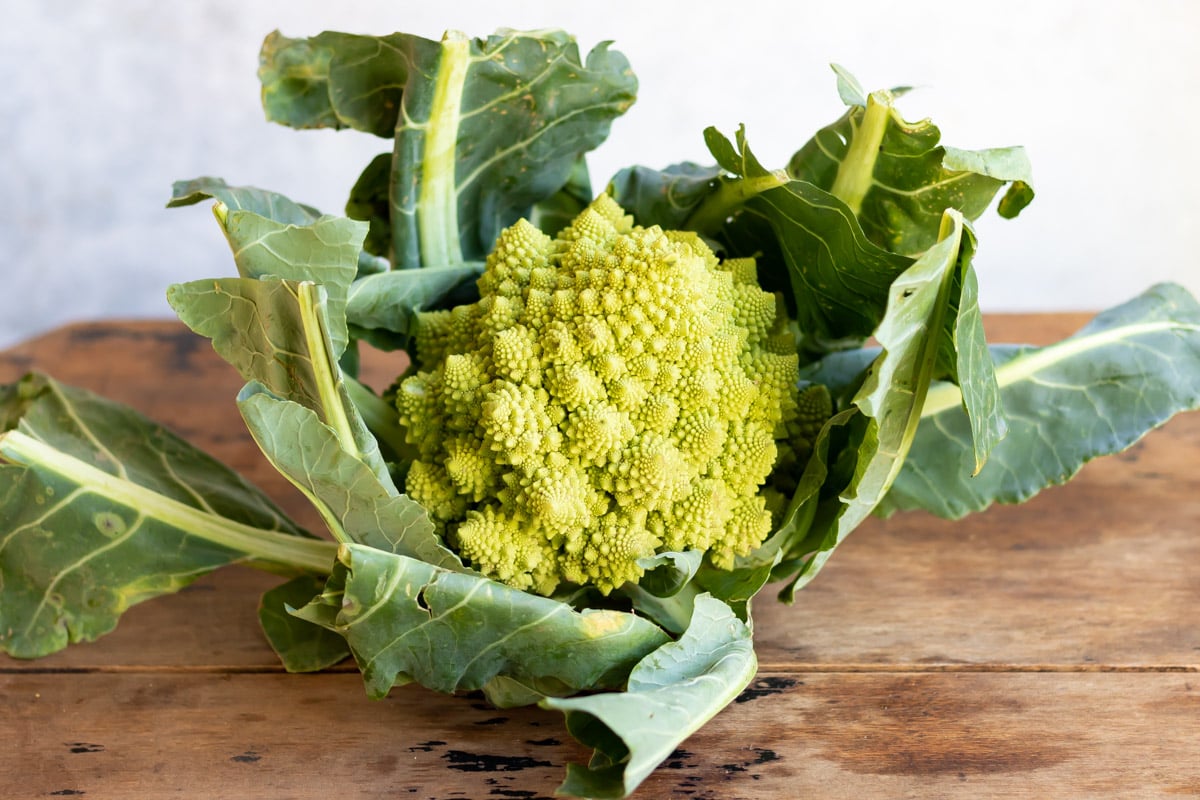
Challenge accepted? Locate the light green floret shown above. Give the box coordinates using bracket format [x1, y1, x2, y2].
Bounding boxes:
[397, 194, 802, 595]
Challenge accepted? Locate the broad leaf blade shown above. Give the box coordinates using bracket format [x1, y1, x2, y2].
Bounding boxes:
[238, 388, 462, 569]
[775, 212, 971, 592]
[292, 544, 670, 701]
[260, 31, 411, 136]
[167, 177, 320, 224]
[168, 180, 388, 277]
[884, 282, 1200, 518]
[259, 29, 636, 270]
[542, 594, 757, 800]
[390, 30, 637, 268]
[212, 206, 366, 357]
[168, 275, 393, 493]
[608, 162, 724, 231]
[787, 74, 1033, 255]
[0, 374, 330, 658]
[344, 263, 484, 353]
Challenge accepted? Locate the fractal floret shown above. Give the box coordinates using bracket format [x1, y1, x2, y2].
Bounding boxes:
[396, 195, 803, 595]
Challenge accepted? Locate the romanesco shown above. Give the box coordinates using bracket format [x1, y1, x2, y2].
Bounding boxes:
[397, 195, 803, 595]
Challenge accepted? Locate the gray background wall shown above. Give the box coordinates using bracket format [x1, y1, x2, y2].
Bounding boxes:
[3, 0, 1198, 348]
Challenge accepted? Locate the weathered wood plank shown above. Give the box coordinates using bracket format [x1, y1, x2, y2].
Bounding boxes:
[3, 671, 1197, 799]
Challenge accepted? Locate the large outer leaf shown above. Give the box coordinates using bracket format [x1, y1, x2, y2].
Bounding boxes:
[291, 544, 670, 702]
[883, 282, 1200, 518]
[0, 374, 333, 658]
[772, 212, 974, 594]
[259, 29, 637, 270]
[787, 70, 1033, 256]
[542, 594, 757, 799]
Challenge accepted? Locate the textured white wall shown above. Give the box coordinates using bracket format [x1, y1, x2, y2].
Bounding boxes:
[3, 0, 1199, 348]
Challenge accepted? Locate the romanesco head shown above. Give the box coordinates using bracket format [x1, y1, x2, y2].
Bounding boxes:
[398, 194, 802, 595]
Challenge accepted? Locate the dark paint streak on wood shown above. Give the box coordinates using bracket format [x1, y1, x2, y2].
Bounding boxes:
[474, 716, 509, 726]
[230, 751, 262, 763]
[525, 737, 561, 746]
[442, 750, 553, 772]
[66, 742, 104, 754]
[735, 676, 799, 703]
[663, 748, 697, 770]
[408, 740, 447, 752]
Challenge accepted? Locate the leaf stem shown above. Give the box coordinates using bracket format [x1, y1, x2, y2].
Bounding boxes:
[829, 92, 891, 215]
[0, 430, 338, 574]
[418, 31, 471, 266]
[684, 172, 787, 235]
[297, 282, 359, 458]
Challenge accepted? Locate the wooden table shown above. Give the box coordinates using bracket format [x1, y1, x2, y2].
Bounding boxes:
[2, 317, 1197, 799]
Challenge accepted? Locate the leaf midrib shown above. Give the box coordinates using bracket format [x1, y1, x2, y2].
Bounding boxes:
[921, 319, 1200, 417]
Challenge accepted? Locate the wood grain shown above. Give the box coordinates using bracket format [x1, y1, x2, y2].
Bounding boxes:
[3, 672, 1197, 799]
[2, 317, 1198, 799]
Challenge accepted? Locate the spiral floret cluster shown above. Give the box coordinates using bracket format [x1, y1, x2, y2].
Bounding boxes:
[397, 195, 801, 595]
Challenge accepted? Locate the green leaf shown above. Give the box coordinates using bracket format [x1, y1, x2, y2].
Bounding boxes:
[774, 212, 972, 593]
[168, 274, 392, 494]
[0, 374, 334, 658]
[831, 63, 867, 107]
[948, 247, 1007, 473]
[292, 544, 670, 700]
[608, 162, 724, 231]
[884, 283, 1200, 518]
[344, 263, 484, 353]
[237, 387, 462, 568]
[787, 78, 1034, 255]
[709, 126, 912, 344]
[168, 176, 321, 224]
[169, 180, 389, 278]
[259, 575, 351, 672]
[542, 594, 757, 800]
[210, 205, 366, 357]
[530, 155, 595, 238]
[260, 30, 412, 136]
[344, 153, 394, 259]
[259, 29, 637, 270]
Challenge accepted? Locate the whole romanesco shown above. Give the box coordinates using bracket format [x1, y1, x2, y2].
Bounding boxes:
[396, 194, 805, 595]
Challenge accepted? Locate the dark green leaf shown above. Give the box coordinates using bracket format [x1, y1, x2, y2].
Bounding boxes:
[530, 155, 595, 238]
[259, 29, 636, 270]
[787, 77, 1034, 256]
[774, 212, 970, 592]
[345, 153, 394, 259]
[0, 374, 332, 658]
[344, 263, 484, 353]
[607, 162, 724, 231]
[292, 544, 670, 700]
[884, 283, 1200, 518]
[259, 575, 351, 672]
